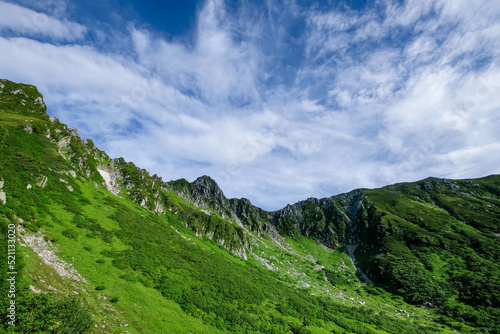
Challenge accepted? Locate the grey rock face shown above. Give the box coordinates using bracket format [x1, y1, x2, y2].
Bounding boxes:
[0, 179, 5, 205]
[166, 173, 375, 251]
[103, 155, 380, 259]
[191, 176, 228, 211]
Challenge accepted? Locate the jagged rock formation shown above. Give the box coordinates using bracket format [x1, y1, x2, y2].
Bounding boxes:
[2, 79, 500, 333]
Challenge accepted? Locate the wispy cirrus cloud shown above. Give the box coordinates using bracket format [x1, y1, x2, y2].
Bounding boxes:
[0, 0, 499, 209]
[0, 0, 86, 41]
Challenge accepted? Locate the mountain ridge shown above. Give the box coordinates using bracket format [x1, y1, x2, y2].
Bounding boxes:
[1, 78, 499, 333]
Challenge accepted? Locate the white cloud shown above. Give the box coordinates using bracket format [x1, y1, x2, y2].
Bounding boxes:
[131, 0, 262, 108]
[385, 0, 435, 27]
[0, 36, 141, 105]
[0, 0, 499, 210]
[0, 1, 86, 41]
[300, 99, 324, 113]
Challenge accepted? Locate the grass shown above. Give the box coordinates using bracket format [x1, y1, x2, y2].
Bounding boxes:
[21, 182, 223, 333]
[1, 79, 499, 333]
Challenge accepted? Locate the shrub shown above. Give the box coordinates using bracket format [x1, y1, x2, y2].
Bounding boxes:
[62, 229, 78, 240]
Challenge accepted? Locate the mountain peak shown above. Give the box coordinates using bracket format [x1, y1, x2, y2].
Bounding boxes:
[2, 79, 499, 333]
[193, 175, 220, 189]
[189, 175, 227, 209]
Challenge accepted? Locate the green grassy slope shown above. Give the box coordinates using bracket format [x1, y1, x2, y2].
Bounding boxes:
[358, 179, 500, 332]
[0, 79, 498, 333]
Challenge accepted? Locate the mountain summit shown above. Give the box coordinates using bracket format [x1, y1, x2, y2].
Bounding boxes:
[1, 79, 499, 333]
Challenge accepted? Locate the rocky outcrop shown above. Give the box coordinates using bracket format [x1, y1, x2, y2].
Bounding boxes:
[0, 179, 6, 205]
[97, 168, 120, 195]
[167, 176, 231, 217]
[164, 171, 380, 261]
[37, 175, 48, 188]
[261, 189, 367, 248]
[166, 176, 267, 228]
[0, 77, 379, 263]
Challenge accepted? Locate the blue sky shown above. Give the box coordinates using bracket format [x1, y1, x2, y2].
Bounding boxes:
[1, 0, 499, 210]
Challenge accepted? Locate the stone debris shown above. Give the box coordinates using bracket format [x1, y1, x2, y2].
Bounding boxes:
[37, 175, 48, 188]
[17, 226, 87, 283]
[154, 199, 164, 214]
[34, 96, 45, 108]
[58, 136, 71, 149]
[29, 285, 42, 293]
[97, 168, 120, 195]
[250, 251, 276, 271]
[24, 124, 33, 133]
[65, 170, 77, 178]
[174, 229, 192, 242]
[0, 179, 6, 204]
[12, 89, 27, 97]
[346, 244, 373, 284]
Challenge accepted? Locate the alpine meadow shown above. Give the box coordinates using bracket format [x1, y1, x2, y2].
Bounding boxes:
[0, 78, 499, 333]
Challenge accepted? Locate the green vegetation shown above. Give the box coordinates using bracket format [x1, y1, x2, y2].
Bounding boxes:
[0, 79, 498, 333]
[0, 218, 93, 333]
[359, 181, 500, 333]
[0, 79, 48, 118]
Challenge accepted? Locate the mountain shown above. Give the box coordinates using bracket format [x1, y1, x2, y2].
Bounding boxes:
[0, 78, 499, 333]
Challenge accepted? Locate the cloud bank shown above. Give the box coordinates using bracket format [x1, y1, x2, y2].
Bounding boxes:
[0, 0, 499, 209]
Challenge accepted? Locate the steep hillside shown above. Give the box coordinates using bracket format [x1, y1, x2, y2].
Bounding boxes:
[166, 173, 500, 332]
[0, 79, 499, 333]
